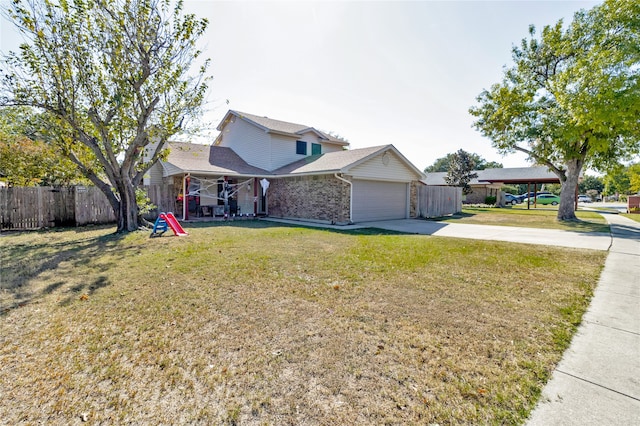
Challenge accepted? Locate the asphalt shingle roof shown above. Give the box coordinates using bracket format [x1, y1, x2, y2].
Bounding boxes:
[223, 110, 349, 145]
[162, 143, 400, 177]
[423, 166, 562, 185]
[271, 145, 390, 175]
[163, 142, 269, 176]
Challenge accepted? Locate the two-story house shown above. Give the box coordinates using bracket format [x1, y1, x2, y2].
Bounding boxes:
[145, 110, 424, 224]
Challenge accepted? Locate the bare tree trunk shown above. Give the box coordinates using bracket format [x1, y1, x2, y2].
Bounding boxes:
[557, 158, 583, 221]
[112, 178, 140, 233]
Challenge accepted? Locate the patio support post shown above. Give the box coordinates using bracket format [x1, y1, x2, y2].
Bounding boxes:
[254, 177, 258, 215]
[183, 174, 190, 220]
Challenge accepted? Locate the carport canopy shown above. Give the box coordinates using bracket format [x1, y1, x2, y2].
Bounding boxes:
[474, 166, 582, 208]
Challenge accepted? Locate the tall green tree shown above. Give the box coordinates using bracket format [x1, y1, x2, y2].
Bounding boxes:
[0, 0, 210, 232]
[578, 175, 604, 194]
[0, 107, 87, 186]
[628, 163, 640, 194]
[444, 149, 478, 195]
[425, 152, 502, 173]
[469, 0, 640, 220]
[603, 165, 631, 196]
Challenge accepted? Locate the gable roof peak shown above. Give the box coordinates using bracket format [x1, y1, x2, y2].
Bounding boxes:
[217, 110, 349, 146]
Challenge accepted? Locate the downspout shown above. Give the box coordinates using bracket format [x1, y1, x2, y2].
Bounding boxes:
[334, 173, 353, 224]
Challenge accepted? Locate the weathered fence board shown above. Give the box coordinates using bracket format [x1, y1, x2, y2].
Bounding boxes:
[0, 185, 174, 230]
[74, 186, 116, 226]
[0, 187, 54, 229]
[145, 184, 177, 218]
[418, 185, 462, 218]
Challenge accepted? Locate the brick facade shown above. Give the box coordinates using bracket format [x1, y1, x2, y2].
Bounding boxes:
[268, 175, 351, 224]
[463, 186, 501, 204]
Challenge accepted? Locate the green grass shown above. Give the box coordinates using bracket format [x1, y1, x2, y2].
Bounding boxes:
[435, 207, 610, 233]
[0, 222, 607, 424]
[622, 213, 640, 222]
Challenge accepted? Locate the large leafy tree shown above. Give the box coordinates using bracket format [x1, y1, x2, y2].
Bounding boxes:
[629, 163, 640, 194]
[469, 0, 640, 220]
[424, 152, 502, 173]
[0, 0, 210, 232]
[603, 165, 631, 196]
[578, 174, 604, 195]
[0, 107, 87, 186]
[444, 149, 478, 195]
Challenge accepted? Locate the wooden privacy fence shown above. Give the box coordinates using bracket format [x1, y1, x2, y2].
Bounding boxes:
[0, 185, 176, 230]
[418, 185, 462, 218]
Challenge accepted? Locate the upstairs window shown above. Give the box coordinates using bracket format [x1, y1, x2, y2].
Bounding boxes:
[311, 143, 322, 155]
[296, 140, 307, 155]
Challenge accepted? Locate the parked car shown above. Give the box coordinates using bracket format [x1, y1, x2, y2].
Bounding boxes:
[523, 191, 551, 199]
[504, 193, 520, 205]
[525, 194, 561, 205]
[578, 194, 591, 203]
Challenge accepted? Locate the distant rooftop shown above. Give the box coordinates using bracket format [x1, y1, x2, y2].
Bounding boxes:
[423, 166, 568, 185]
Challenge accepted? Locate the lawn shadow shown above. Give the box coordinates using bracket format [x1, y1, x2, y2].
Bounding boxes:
[1, 226, 125, 316]
[59, 275, 110, 307]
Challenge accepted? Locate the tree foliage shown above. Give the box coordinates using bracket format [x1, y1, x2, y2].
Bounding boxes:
[578, 174, 604, 194]
[603, 163, 640, 195]
[629, 163, 640, 194]
[424, 152, 502, 173]
[444, 149, 478, 195]
[469, 0, 640, 220]
[0, 107, 88, 186]
[0, 0, 210, 231]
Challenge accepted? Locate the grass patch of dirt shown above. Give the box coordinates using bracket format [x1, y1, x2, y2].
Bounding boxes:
[0, 221, 606, 424]
[437, 207, 610, 233]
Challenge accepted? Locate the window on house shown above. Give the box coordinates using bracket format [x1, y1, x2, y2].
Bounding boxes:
[296, 140, 307, 155]
[311, 143, 321, 155]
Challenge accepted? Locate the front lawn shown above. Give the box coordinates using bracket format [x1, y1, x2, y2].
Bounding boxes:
[437, 207, 610, 233]
[0, 222, 606, 424]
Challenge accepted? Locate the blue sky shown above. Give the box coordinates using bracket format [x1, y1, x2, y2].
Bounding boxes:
[1, 0, 600, 171]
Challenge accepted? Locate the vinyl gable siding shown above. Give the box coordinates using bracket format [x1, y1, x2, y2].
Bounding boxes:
[296, 131, 345, 155]
[321, 143, 345, 154]
[271, 134, 305, 171]
[218, 117, 272, 170]
[350, 151, 419, 182]
[144, 162, 164, 185]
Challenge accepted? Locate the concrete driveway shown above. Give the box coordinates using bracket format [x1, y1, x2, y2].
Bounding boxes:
[360, 218, 613, 251]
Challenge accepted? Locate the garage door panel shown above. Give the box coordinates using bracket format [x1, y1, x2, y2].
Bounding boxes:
[352, 180, 407, 222]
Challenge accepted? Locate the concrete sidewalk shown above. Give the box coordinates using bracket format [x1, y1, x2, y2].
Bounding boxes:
[527, 213, 640, 425]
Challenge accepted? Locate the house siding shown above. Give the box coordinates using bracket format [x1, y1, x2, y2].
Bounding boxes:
[268, 175, 350, 224]
[218, 117, 271, 170]
[295, 132, 343, 153]
[350, 151, 419, 181]
[270, 134, 303, 171]
[145, 162, 164, 186]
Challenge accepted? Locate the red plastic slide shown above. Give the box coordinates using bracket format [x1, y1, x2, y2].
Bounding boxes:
[160, 212, 188, 236]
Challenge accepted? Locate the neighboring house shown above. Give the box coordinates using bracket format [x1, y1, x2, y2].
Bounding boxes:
[145, 110, 424, 224]
[423, 166, 568, 204]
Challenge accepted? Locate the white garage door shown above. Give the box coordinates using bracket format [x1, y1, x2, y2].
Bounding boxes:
[352, 180, 408, 222]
